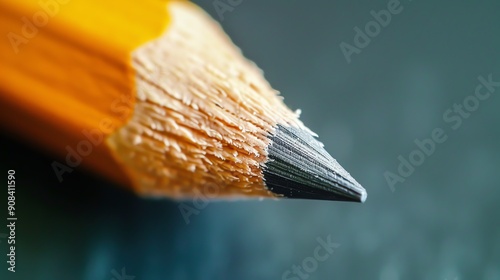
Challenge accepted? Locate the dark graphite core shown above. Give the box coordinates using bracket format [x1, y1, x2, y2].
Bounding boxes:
[263, 124, 367, 202]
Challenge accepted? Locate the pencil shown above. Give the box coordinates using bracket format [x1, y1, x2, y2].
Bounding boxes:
[0, 0, 367, 202]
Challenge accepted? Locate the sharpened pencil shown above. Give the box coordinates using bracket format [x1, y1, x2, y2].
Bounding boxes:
[0, 0, 367, 202]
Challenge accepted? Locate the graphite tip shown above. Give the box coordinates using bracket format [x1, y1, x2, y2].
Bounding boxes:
[263, 124, 367, 203]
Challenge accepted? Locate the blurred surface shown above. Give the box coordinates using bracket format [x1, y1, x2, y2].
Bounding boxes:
[1, 0, 500, 279]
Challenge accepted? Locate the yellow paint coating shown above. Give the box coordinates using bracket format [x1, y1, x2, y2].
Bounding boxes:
[0, 0, 171, 185]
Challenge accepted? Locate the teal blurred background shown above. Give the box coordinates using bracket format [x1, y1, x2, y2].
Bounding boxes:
[1, 0, 500, 279]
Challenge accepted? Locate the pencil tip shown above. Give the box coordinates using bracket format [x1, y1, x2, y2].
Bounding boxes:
[263, 124, 367, 203]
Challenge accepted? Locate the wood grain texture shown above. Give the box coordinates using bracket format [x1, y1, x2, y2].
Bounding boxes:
[108, 1, 304, 198]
